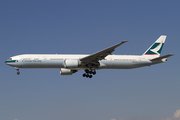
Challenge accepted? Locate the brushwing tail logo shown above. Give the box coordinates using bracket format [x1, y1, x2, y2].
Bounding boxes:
[144, 42, 164, 55]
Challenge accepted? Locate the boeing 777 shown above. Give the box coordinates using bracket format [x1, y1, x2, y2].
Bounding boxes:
[5, 35, 173, 78]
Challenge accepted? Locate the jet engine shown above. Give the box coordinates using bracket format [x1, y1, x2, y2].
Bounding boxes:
[64, 59, 80, 68]
[60, 68, 77, 75]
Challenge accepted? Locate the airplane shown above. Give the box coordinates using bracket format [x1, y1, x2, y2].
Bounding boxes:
[5, 35, 173, 78]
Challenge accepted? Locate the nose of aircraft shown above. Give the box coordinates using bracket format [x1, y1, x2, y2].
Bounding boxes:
[5, 60, 16, 65]
[5, 60, 10, 65]
[5, 60, 9, 65]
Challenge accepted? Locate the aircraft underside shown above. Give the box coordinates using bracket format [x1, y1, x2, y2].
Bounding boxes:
[6, 59, 160, 78]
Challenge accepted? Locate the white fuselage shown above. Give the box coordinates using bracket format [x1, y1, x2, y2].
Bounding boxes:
[5, 35, 172, 77]
[5, 54, 165, 70]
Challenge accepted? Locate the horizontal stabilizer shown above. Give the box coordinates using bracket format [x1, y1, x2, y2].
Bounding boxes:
[150, 54, 174, 61]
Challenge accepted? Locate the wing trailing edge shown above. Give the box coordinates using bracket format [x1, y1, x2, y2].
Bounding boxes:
[80, 40, 128, 62]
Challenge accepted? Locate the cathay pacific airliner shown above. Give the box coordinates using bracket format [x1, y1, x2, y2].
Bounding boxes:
[5, 35, 173, 78]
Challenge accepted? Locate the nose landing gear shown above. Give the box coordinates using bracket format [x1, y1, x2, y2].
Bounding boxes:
[17, 71, 20, 75]
[83, 70, 96, 78]
[15, 67, 20, 75]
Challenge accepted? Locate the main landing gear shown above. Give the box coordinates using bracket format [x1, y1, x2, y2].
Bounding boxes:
[82, 70, 96, 78]
[15, 67, 20, 75]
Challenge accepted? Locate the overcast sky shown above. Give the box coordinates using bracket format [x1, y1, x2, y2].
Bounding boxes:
[0, 0, 179, 120]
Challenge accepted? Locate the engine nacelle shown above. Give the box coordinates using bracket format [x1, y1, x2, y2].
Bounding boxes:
[64, 59, 79, 68]
[60, 68, 77, 75]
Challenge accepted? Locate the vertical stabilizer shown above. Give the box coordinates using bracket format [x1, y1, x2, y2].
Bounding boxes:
[142, 35, 166, 57]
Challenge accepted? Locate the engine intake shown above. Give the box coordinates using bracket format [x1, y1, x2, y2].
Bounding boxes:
[60, 68, 77, 75]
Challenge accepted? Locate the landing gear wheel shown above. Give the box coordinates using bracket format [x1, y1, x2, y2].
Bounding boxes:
[89, 75, 92, 78]
[83, 73, 86, 77]
[92, 71, 96, 75]
[85, 70, 89, 73]
[17, 71, 20, 75]
[86, 74, 89, 78]
[14, 67, 20, 75]
[83, 70, 96, 78]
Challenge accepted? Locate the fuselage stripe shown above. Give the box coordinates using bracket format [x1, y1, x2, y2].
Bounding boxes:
[5, 60, 16, 63]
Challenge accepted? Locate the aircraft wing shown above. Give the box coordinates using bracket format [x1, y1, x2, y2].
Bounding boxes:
[80, 41, 128, 63]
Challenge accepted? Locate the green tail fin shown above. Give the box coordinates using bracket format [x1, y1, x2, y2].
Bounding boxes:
[143, 35, 166, 57]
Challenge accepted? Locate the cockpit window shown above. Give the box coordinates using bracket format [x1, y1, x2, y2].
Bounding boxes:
[8, 58, 12, 60]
